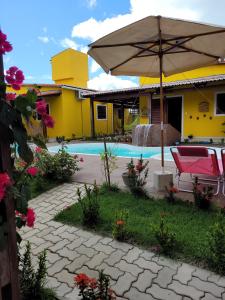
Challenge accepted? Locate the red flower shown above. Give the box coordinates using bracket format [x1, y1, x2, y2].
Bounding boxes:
[43, 114, 54, 128]
[35, 146, 42, 153]
[89, 278, 97, 289]
[0, 173, 11, 187]
[6, 93, 16, 101]
[74, 273, 91, 287]
[36, 100, 47, 115]
[26, 208, 35, 227]
[26, 166, 39, 176]
[80, 157, 84, 162]
[170, 187, 178, 193]
[0, 30, 13, 55]
[116, 219, 125, 226]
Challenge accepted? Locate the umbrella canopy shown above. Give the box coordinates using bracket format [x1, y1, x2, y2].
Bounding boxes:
[88, 15, 225, 168]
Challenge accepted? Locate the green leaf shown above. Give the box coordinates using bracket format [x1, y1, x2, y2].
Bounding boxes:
[32, 135, 47, 150]
[13, 125, 33, 164]
[14, 92, 36, 119]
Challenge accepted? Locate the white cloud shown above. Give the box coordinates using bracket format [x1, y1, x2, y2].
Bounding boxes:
[80, 46, 89, 54]
[25, 75, 35, 80]
[72, 0, 201, 42]
[87, 0, 97, 8]
[60, 38, 79, 50]
[38, 36, 49, 43]
[88, 72, 138, 90]
[91, 60, 101, 73]
[41, 74, 52, 80]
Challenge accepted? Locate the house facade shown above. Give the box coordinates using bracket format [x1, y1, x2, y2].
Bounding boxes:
[7, 49, 117, 140]
[139, 65, 225, 142]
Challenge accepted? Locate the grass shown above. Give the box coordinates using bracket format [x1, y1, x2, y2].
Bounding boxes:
[55, 189, 220, 268]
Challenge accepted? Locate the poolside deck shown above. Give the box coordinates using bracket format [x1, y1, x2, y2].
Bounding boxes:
[75, 155, 225, 207]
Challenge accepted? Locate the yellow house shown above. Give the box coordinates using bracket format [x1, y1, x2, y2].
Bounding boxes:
[7, 48, 114, 140]
[139, 64, 225, 141]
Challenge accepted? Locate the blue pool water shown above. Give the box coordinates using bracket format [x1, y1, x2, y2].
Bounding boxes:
[48, 143, 174, 160]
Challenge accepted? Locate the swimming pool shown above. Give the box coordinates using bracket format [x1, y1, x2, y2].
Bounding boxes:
[48, 143, 179, 160]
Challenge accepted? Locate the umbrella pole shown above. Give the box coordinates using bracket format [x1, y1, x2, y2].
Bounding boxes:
[159, 54, 164, 171]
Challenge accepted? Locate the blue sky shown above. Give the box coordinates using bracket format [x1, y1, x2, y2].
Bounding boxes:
[2, 0, 225, 90]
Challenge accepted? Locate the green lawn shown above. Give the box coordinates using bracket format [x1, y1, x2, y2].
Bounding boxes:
[55, 189, 220, 267]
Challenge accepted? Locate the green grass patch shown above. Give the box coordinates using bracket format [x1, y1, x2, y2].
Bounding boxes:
[55, 189, 220, 267]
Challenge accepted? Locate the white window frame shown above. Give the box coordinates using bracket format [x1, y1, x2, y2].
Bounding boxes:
[214, 91, 225, 116]
[96, 104, 107, 120]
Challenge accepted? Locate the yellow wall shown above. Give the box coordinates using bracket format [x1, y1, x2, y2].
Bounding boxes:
[140, 65, 225, 85]
[182, 87, 225, 139]
[139, 95, 149, 124]
[94, 102, 113, 135]
[51, 48, 88, 88]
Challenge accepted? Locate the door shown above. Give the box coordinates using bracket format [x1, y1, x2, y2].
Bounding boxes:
[167, 96, 182, 132]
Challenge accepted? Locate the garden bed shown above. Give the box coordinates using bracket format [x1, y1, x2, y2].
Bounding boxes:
[55, 189, 221, 269]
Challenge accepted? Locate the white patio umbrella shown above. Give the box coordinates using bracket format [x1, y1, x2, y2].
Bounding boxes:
[88, 15, 225, 168]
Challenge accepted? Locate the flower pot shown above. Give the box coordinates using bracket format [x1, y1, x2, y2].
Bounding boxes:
[122, 172, 136, 187]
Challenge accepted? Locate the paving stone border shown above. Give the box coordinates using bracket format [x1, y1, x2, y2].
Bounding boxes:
[20, 183, 225, 300]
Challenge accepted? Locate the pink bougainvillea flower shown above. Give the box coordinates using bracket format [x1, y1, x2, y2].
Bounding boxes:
[36, 99, 47, 115]
[26, 208, 35, 227]
[0, 172, 11, 187]
[0, 172, 11, 201]
[79, 157, 84, 162]
[74, 273, 91, 287]
[0, 30, 13, 55]
[43, 114, 54, 128]
[6, 93, 16, 101]
[35, 146, 42, 153]
[26, 166, 39, 176]
[5, 66, 24, 91]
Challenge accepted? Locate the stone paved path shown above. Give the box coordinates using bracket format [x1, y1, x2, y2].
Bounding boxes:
[20, 183, 225, 300]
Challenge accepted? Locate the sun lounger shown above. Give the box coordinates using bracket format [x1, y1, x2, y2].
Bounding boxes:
[170, 146, 222, 195]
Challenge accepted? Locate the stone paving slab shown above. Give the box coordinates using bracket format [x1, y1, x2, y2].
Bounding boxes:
[20, 182, 225, 300]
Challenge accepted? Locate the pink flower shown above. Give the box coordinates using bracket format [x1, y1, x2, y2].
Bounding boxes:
[35, 146, 42, 153]
[43, 114, 54, 128]
[5, 66, 24, 91]
[26, 166, 39, 176]
[0, 30, 13, 55]
[6, 93, 16, 101]
[36, 99, 47, 115]
[26, 208, 35, 227]
[0, 173, 11, 187]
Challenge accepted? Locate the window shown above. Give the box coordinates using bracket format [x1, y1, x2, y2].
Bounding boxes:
[129, 108, 139, 115]
[215, 93, 225, 115]
[97, 105, 107, 120]
[118, 108, 122, 119]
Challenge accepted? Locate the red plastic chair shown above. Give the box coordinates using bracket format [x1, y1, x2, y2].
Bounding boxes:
[170, 146, 222, 195]
[221, 149, 225, 195]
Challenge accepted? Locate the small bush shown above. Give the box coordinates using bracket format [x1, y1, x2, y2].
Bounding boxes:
[112, 209, 129, 241]
[152, 213, 178, 256]
[35, 148, 80, 182]
[193, 177, 213, 210]
[77, 183, 100, 227]
[207, 214, 225, 274]
[165, 182, 178, 204]
[74, 270, 116, 300]
[20, 242, 57, 300]
[100, 182, 120, 193]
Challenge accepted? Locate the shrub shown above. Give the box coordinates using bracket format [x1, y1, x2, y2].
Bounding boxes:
[20, 242, 57, 300]
[100, 182, 120, 193]
[74, 270, 116, 300]
[112, 209, 129, 241]
[152, 213, 178, 256]
[35, 148, 80, 182]
[207, 214, 225, 274]
[193, 177, 213, 210]
[77, 183, 100, 227]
